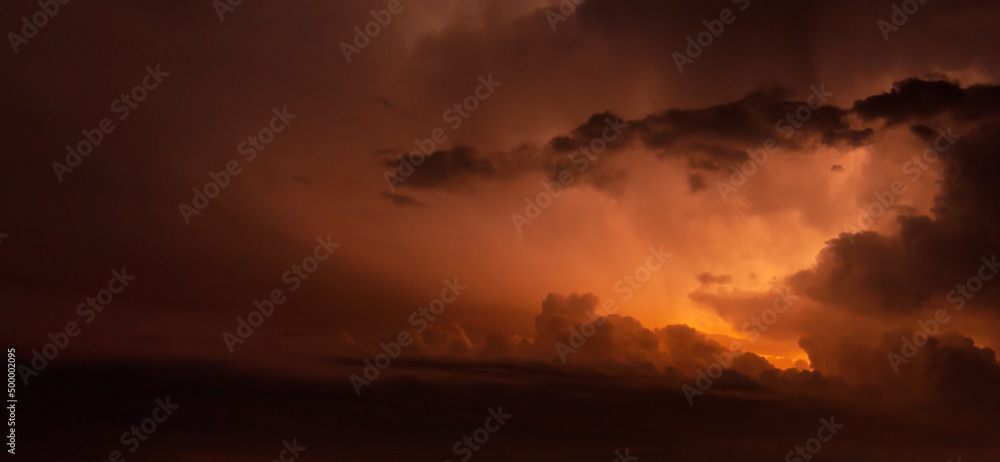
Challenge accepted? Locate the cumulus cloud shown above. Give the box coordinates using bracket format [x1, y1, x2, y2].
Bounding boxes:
[789, 87, 1000, 316]
[430, 293, 757, 377]
[412, 322, 474, 355]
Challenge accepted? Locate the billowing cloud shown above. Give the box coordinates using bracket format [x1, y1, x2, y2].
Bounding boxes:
[7, 0, 1000, 459]
[854, 78, 1000, 125]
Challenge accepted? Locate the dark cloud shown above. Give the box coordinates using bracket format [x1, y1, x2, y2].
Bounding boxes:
[688, 145, 750, 170]
[696, 272, 732, 287]
[398, 88, 872, 196]
[731, 352, 778, 377]
[474, 292, 751, 377]
[854, 79, 969, 125]
[909, 123, 938, 141]
[789, 231, 934, 315]
[379, 192, 429, 207]
[548, 111, 632, 154]
[775, 81, 1000, 318]
[798, 331, 1000, 408]
[530, 293, 660, 366]
[628, 88, 872, 155]
[854, 79, 1000, 125]
[789, 120, 1000, 316]
[687, 172, 707, 192]
[385, 146, 495, 190]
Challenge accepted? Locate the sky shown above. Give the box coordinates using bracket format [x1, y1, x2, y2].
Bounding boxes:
[3, 0, 1000, 460]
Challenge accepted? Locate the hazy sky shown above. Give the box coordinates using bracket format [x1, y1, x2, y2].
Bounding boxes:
[5, 0, 1000, 460]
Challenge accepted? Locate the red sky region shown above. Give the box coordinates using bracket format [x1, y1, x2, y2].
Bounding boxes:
[3, 0, 1000, 460]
